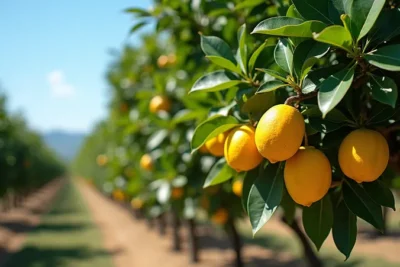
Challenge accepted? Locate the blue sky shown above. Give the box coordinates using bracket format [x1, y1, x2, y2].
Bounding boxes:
[0, 0, 151, 134]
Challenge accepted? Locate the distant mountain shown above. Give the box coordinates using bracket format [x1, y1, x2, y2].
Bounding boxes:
[43, 130, 86, 162]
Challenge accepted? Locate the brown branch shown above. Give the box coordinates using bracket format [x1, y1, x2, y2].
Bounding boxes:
[284, 91, 318, 106]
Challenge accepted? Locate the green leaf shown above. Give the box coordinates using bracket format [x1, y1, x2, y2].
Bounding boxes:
[368, 106, 400, 125]
[242, 167, 259, 214]
[129, 21, 147, 35]
[257, 68, 289, 82]
[350, 0, 385, 41]
[364, 45, 400, 72]
[286, 4, 304, 19]
[274, 39, 293, 75]
[248, 39, 276, 74]
[206, 56, 241, 73]
[302, 195, 333, 250]
[332, 201, 357, 260]
[313, 26, 353, 54]
[367, 75, 398, 108]
[256, 80, 287, 94]
[204, 158, 235, 188]
[343, 179, 384, 231]
[235, 0, 265, 10]
[147, 130, 169, 150]
[293, 40, 330, 80]
[190, 70, 243, 94]
[369, 8, 400, 44]
[237, 24, 248, 75]
[248, 164, 284, 235]
[303, 105, 351, 133]
[252, 17, 327, 38]
[318, 65, 355, 118]
[191, 115, 239, 151]
[200, 35, 237, 64]
[292, 0, 335, 25]
[363, 180, 396, 211]
[124, 7, 151, 17]
[280, 188, 296, 225]
[172, 109, 207, 125]
[241, 92, 276, 121]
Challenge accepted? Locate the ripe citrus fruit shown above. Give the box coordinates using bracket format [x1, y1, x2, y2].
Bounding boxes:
[255, 104, 305, 163]
[149, 95, 171, 113]
[211, 208, 229, 225]
[157, 55, 169, 68]
[284, 146, 331, 207]
[205, 131, 230, 157]
[131, 198, 144, 209]
[224, 125, 263, 172]
[168, 53, 177, 65]
[232, 180, 243, 197]
[140, 154, 153, 171]
[96, 154, 108, 166]
[338, 129, 389, 183]
[112, 189, 126, 202]
[171, 187, 184, 199]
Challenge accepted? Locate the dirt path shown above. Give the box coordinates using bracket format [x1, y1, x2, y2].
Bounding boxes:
[0, 178, 65, 266]
[78, 182, 299, 267]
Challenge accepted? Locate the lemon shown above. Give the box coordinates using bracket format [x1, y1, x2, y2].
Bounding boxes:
[205, 131, 229, 157]
[157, 55, 169, 68]
[211, 208, 229, 225]
[339, 129, 389, 183]
[149, 95, 171, 113]
[232, 180, 243, 197]
[255, 104, 305, 163]
[224, 125, 263, 172]
[96, 154, 108, 166]
[171, 187, 184, 200]
[131, 198, 144, 209]
[140, 154, 153, 171]
[284, 146, 331, 207]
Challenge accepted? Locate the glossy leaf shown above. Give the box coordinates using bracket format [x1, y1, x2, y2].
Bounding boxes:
[318, 66, 355, 118]
[129, 21, 147, 35]
[248, 39, 276, 73]
[237, 24, 248, 75]
[293, 40, 330, 80]
[313, 25, 353, 53]
[252, 17, 327, 38]
[241, 91, 276, 121]
[343, 179, 384, 231]
[367, 75, 398, 108]
[280, 188, 296, 225]
[274, 39, 293, 75]
[235, 0, 265, 10]
[303, 195, 333, 250]
[190, 70, 243, 94]
[147, 130, 169, 150]
[286, 4, 304, 19]
[333, 201, 357, 260]
[350, 0, 385, 41]
[242, 167, 260, 213]
[248, 164, 283, 235]
[363, 180, 396, 211]
[206, 56, 241, 73]
[204, 158, 235, 188]
[256, 80, 287, 94]
[369, 8, 400, 44]
[200, 35, 237, 64]
[365, 45, 400, 72]
[191, 115, 239, 151]
[292, 0, 335, 25]
[257, 68, 289, 82]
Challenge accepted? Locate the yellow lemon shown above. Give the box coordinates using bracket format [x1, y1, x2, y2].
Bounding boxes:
[96, 154, 108, 166]
[211, 208, 229, 225]
[339, 129, 389, 183]
[157, 55, 169, 68]
[232, 180, 243, 197]
[255, 104, 305, 163]
[224, 125, 263, 172]
[149, 95, 171, 113]
[171, 187, 184, 200]
[284, 146, 331, 207]
[140, 154, 153, 171]
[131, 198, 144, 209]
[205, 131, 230, 157]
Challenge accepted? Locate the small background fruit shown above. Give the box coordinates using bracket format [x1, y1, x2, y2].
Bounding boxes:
[140, 154, 153, 171]
[284, 146, 331, 207]
[255, 104, 305, 163]
[211, 208, 229, 225]
[171, 187, 184, 199]
[149, 95, 171, 113]
[224, 125, 263, 172]
[339, 129, 389, 183]
[232, 180, 243, 197]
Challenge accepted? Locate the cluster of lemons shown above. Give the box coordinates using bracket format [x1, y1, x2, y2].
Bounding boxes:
[203, 104, 389, 207]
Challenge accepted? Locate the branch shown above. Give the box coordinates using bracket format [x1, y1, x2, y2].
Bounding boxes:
[284, 91, 318, 105]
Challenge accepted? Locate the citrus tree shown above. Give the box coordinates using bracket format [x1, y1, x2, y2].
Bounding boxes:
[188, 0, 400, 263]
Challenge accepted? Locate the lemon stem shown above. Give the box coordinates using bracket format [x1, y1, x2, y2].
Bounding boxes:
[304, 133, 309, 146]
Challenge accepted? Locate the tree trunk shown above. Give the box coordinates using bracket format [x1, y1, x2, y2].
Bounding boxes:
[171, 210, 181, 251]
[281, 216, 322, 267]
[158, 213, 167, 236]
[187, 218, 199, 263]
[226, 219, 244, 267]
